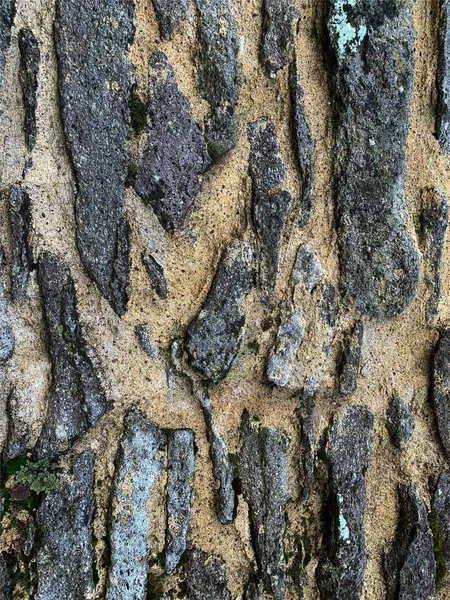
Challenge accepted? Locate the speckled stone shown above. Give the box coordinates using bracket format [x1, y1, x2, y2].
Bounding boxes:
[8, 184, 33, 302]
[186, 549, 232, 600]
[437, 0, 450, 152]
[432, 329, 450, 462]
[18, 28, 40, 152]
[151, 0, 188, 39]
[0, 0, 15, 86]
[261, 0, 298, 77]
[339, 320, 363, 396]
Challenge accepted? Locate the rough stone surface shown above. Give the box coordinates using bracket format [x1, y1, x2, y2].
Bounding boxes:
[260, 0, 298, 77]
[289, 58, 313, 226]
[0, 556, 11, 600]
[4, 388, 28, 459]
[298, 396, 315, 504]
[291, 244, 322, 291]
[151, 0, 188, 39]
[433, 472, 450, 568]
[421, 187, 448, 323]
[317, 406, 373, 599]
[18, 28, 40, 152]
[55, 0, 134, 315]
[35, 451, 96, 600]
[195, 0, 238, 160]
[143, 252, 168, 300]
[239, 410, 289, 600]
[384, 484, 436, 600]
[0, 250, 14, 363]
[386, 396, 415, 448]
[327, 0, 420, 317]
[266, 311, 305, 387]
[135, 51, 211, 231]
[34, 253, 107, 460]
[186, 549, 232, 600]
[432, 329, 450, 461]
[106, 409, 166, 600]
[339, 320, 363, 396]
[0, 0, 15, 86]
[437, 0, 450, 152]
[135, 323, 158, 358]
[165, 428, 195, 573]
[248, 117, 291, 302]
[185, 241, 254, 383]
[8, 184, 33, 302]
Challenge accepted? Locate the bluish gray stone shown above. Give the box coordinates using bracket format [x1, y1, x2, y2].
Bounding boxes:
[143, 253, 167, 300]
[437, 0, 450, 152]
[0, 555, 12, 600]
[386, 396, 415, 448]
[266, 311, 305, 387]
[317, 406, 373, 600]
[195, 0, 239, 160]
[151, 0, 188, 39]
[35, 451, 96, 600]
[432, 329, 450, 462]
[0, 249, 14, 363]
[34, 253, 107, 460]
[165, 429, 195, 573]
[134, 51, 210, 231]
[18, 28, 40, 152]
[248, 117, 291, 302]
[135, 323, 158, 358]
[327, 0, 419, 317]
[339, 320, 363, 396]
[239, 410, 289, 600]
[106, 409, 167, 600]
[261, 0, 298, 77]
[0, 0, 15, 86]
[8, 184, 33, 302]
[186, 549, 231, 600]
[291, 244, 322, 291]
[185, 241, 254, 383]
[55, 0, 135, 315]
[433, 472, 450, 568]
[384, 484, 436, 600]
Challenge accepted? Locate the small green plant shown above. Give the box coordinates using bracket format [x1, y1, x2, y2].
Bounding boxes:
[247, 339, 260, 354]
[130, 92, 147, 135]
[14, 458, 60, 494]
[429, 509, 448, 588]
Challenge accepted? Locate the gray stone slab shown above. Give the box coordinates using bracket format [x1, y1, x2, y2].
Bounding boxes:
[18, 28, 40, 152]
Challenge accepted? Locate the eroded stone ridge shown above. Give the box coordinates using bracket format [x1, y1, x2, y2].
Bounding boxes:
[437, 0, 450, 152]
[421, 187, 448, 323]
[327, 0, 419, 317]
[187, 549, 232, 600]
[134, 51, 211, 231]
[261, 0, 298, 77]
[9, 184, 33, 302]
[0, 0, 15, 86]
[152, 0, 188, 39]
[248, 117, 291, 302]
[35, 451, 96, 600]
[195, 0, 239, 160]
[143, 253, 168, 300]
[18, 29, 40, 152]
[432, 329, 450, 462]
[0, 249, 14, 363]
[34, 253, 108, 460]
[433, 472, 450, 568]
[239, 411, 289, 600]
[317, 406, 373, 599]
[266, 311, 305, 387]
[386, 396, 415, 449]
[384, 484, 436, 599]
[339, 320, 363, 396]
[185, 241, 254, 383]
[54, 0, 134, 315]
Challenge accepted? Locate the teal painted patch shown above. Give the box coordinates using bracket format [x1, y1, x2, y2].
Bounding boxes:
[329, 0, 366, 58]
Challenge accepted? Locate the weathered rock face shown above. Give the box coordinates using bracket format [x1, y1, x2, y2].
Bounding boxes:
[327, 0, 420, 317]
[55, 0, 134, 315]
[239, 411, 289, 600]
[34, 253, 107, 460]
[195, 0, 238, 160]
[339, 320, 363, 396]
[8, 184, 33, 302]
[0, 250, 14, 363]
[260, 0, 298, 77]
[433, 472, 450, 568]
[187, 549, 232, 600]
[134, 51, 211, 231]
[18, 28, 40, 152]
[35, 451, 96, 600]
[386, 396, 415, 448]
[185, 241, 254, 383]
[317, 406, 373, 599]
[266, 311, 305, 387]
[437, 0, 450, 152]
[143, 253, 168, 300]
[0, 555, 11, 600]
[432, 329, 450, 461]
[248, 117, 291, 302]
[151, 0, 188, 39]
[0, 0, 15, 86]
[384, 484, 436, 600]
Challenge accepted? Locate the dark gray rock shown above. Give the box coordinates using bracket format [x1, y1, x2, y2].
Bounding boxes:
[437, 0, 450, 152]
[135, 323, 158, 358]
[18, 28, 40, 152]
[239, 410, 289, 600]
[34, 253, 107, 460]
[317, 406, 373, 600]
[4, 388, 28, 460]
[35, 451, 96, 600]
[433, 472, 450, 568]
[299, 395, 314, 504]
[8, 184, 33, 302]
[195, 0, 239, 160]
[266, 311, 305, 387]
[55, 0, 134, 315]
[185, 241, 254, 383]
[327, 0, 419, 317]
[339, 320, 363, 396]
[244, 576, 266, 600]
[432, 329, 450, 461]
[291, 244, 322, 291]
[386, 396, 415, 448]
[248, 117, 291, 302]
[135, 51, 211, 231]
[199, 389, 235, 525]
[165, 429, 195, 573]
[152, 0, 188, 39]
[261, 0, 298, 77]
[289, 58, 313, 226]
[384, 484, 436, 600]
[0, 249, 14, 363]
[0, 0, 15, 86]
[421, 187, 448, 323]
[186, 549, 231, 600]
[107, 409, 167, 600]
[143, 253, 167, 299]
[0, 555, 12, 600]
